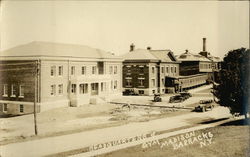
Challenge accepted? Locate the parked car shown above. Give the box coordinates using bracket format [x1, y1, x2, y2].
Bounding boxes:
[195, 99, 214, 112]
[169, 95, 185, 103]
[153, 94, 162, 102]
[179, 92, 192, 99]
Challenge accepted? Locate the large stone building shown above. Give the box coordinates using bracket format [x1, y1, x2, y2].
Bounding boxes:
[122, 44, 180, 95]
[0, 41, 123, 115]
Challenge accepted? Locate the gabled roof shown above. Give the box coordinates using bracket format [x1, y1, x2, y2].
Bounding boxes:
[176, 51, 211, 62]
[122, 48, 179, 63]
[0, 41, 120, 59]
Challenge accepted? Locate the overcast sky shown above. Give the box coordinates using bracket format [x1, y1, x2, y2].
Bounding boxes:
[0, 1, 249, 58]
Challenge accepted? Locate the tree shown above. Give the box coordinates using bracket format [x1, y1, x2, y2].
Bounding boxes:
[214, 48, 250, 119]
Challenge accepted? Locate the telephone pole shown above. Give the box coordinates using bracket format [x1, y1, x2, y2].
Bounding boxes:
[34, 61, 38, 135]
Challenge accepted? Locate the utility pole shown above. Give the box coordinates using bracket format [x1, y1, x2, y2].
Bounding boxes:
[34, 61, 38, 135]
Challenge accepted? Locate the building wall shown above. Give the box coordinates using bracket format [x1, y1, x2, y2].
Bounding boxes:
[122, 62, 180, 95]
[0, 60, 37, 115]
[0, 58, 123, 115]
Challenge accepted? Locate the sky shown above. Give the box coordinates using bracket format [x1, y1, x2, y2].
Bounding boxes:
[0, 1, 249, 58]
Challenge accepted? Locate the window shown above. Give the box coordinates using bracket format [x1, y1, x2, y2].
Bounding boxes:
[19, 85, 24, 97]
[50, 85, 56, 96]
[152, 90, 155, 94]
[161, 67, 164, 73]
[3, 84, 8, 96]
[51, 66, 56, 76]
[166, 67, 169, 73]
[71, 84, 76, 93]
[111, 81, 113, 90]
[126, 79, 132, 86]
[58, 66, 63, 76]
[82, 66, 86, 75]
[139, 90, 144, 95]
[114, 80, 118, 89]
[139, 66, 144, 73]
[92, 66, 96, 75]
[101, 83, 104, 91]
[11, 84, 16, 97]
[3, 104, 7, 112]
[109, 66, 113, 74]
[152, 79, 155, 87]
[71, 66, 75, 75]
[171, 67, 173, 73]
[19, 104, 24, 113]
[138, 79, 145, 86]
[79, 84, 88, 94]
[58, 84, 63, 95]
[162, 79, 165, 86]
[114, 66, 117, 74]
[152, 67, 155, 74]
[174, 67, 177, 73]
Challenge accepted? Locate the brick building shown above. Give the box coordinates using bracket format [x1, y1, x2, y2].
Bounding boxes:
[0, 41, 123, 115]
[122, 44, 180, 95]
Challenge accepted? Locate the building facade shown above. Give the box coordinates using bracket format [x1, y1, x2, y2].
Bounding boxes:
[122, 45, 180, 95]
[0, 42, 123, 115]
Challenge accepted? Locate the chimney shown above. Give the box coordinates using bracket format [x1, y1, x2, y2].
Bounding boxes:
[130, 43, 135, 52]
[147, 46, 151, 50]
[185, 49, 188, 54]
[203, 38, 206, 52]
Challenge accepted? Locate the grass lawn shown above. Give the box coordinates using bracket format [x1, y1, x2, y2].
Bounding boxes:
[100, 122, 250, 157]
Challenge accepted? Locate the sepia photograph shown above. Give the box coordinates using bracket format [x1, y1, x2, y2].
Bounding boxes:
[0, 0, 249, 157]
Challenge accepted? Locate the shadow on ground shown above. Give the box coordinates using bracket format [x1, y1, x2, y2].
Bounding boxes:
[220, 118, 250, 126]
[199, 118, 229, 124]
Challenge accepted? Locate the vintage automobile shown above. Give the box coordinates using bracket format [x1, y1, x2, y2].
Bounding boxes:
[194, 99, 214, 112]
[169, 95, 186, 103]
[179, 92, 192, 99]
[152, 94, 162, 102]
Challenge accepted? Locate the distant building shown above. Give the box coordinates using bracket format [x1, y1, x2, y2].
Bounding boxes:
[0, 41, 123, 115]
[172, 38, 221, 91]
[122, 44, 180, 95]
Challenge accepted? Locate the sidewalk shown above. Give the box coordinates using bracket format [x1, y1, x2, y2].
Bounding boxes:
[0, 106, 230, 157]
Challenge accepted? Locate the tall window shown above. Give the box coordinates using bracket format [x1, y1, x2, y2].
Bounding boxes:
[171, 67, 173, 73]
[101, 83, 104, 91]
[50, 85, 56, 96]
[126, 79, 132, 86]
[58, 84, 63, 95]
[19, 104, 24, 113]
[92, 66, 96, 75]
[138, 79, 145, 86]
[19, 85, 24, 97]
[114, 80, 118, 89]
[71, 66, 75, 75]
[166, 67, 169, 73]
[51, 66, 56, 76]
[161, 67, 164, 73]
[109, 66, 113, 74]
[11, 84, 16, 97]
[3, 84, 8, 96]
[174, 67, 177, 73]
[3, 104, 7, 112]
[79, 84, 88, 94]
[82, 66, 86, 75]
[114, 66, 118, 74]
[152, 67, 155, 74]
[71, 84, 76, 93]
[58, 66, 63, 76]
[152, 79, 155, 87]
